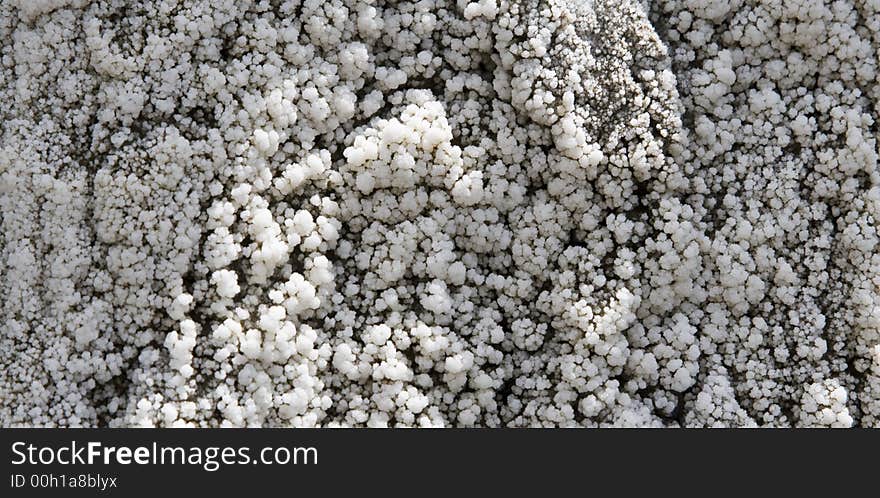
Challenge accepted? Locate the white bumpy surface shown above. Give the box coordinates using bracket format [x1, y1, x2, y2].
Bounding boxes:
[1, 0, 879, 427]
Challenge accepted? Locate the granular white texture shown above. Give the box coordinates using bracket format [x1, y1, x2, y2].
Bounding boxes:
[0, 0, 878, 427]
